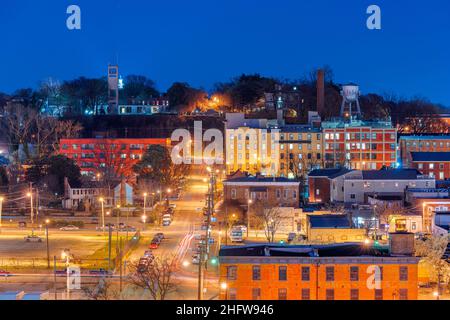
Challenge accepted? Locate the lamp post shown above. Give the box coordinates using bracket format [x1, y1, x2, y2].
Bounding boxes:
[247, 199, 252, 238]
[142, 214, 147, 231]
[221, 282, 228, 300]
[0, 196, 4, 231]
[99, 197, 105, 232]
[27, 191, 34, 226]
[143, 192, 147, 220]
[45, 219, 50, 268]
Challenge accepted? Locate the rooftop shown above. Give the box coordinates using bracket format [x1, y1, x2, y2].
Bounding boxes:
[400, 135, 450, 141]
[411, 152, 450, 162]
[308, 214, 352, 229]
[308, 168, 352, 179]
[224, 176, 300, 184]
[219, 243, 390, 258]
[345, 169, 425, 180]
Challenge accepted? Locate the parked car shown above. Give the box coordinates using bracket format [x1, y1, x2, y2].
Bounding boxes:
[0, 270, 11, 277]
[287, 233, 297, 243]
[143, 250, 154, 259]
[191, 254, 200, 264]
[89, 218, 99, 224]
[234, 225, 247, 234]
[24, 235, 43, 242]
[162, 220, 171, 227]
[155, 233, 165, 240]
[149, 241, 159, 249]
[138, 258, 151, 273]
[60, 225, 80, 231]
[54, 269, 67, 276]
[168, 204, 177, 209]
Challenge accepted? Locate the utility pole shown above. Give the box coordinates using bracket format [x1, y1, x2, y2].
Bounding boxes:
[53, 256, 57, 300]
[108, 224, 112, 272]
[198, 168, 215, 300]
[45, 221, 50, 268]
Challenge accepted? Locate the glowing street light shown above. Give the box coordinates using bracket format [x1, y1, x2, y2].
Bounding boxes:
[27, 191, 34, 225]
[182, 260, 190, 267]
[0, 196, 4, 229]
[99, 197, 105, 231]
[45, 219, 51, 268]
[220, 282, 228, 290]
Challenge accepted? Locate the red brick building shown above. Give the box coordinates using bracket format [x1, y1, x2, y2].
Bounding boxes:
[223, 173, 301, 208]
[308, 168, 350, 204]
[399, 135, 450, 168]
[59, 138, 170, 178]
[410, 152, 450, 180]
[322, 120, 397, 170]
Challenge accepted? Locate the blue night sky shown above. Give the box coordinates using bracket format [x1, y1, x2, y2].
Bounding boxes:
[1, 0, 450, 106]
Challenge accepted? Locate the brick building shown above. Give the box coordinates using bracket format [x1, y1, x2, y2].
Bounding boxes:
[410, 152, 450, 180]
[223, 174, 301, 208]
[307, 168, 351, 204]
[59, 138, 170, 178]
[219, 234, 419, 300]
[399, 135, 450, 168]
[322, 119, 397, 170]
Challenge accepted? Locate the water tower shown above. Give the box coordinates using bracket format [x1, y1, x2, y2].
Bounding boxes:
[339, 83, 362, 119]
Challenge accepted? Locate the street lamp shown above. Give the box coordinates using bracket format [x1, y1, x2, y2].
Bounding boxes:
[247, 199, 252, 238]
[99, 197, 105, 231]
[142, 214, 147, 230]
[143, 192, 147, 220]
[45, 219, 50, 268]
[182, 260, 190, 268]
[220, 282, 228, 300]
[27, 192, 34, 225]
[0, 196, 4, 229]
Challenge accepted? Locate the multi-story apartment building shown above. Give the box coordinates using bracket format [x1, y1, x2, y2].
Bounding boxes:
[410, 152, 450, 180]
[59, 138, 170, 178]
[322, 119, 397, 170]
[278, 125, 323, 178]
[225, 113, 322, 177]
[219, 233, 419, 300]
[399, 135, 450, 168]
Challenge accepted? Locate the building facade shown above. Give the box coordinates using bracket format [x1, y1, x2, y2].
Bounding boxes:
[343, 169, 435, 204]
[399, 135, 450, 168]
[410, 152, 450, 180]
[223, 176, 301, 208]
[60, 138, 170, 178]
[219, 240, 419, 300]
[322, 119, 397, 170]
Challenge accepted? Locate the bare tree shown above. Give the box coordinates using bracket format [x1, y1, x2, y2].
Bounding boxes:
[82, 277, 120, 300]
[128, 255, 179, 300]
[252, 200, 284, 243]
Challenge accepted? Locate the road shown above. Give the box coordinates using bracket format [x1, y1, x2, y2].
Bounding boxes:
[0, 177, 220, 300]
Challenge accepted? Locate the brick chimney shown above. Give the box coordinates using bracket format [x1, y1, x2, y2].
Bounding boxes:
[317, 69, 325, 116]
[389, 232, 415, 256]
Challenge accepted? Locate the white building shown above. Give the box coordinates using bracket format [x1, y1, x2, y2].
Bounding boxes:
[343, 169, 435, 204]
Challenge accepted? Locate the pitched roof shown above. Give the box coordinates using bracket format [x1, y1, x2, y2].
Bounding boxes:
[411, 152, 450, 162]
[308, 214, 352, 229]
[308, 168, 351, 179]
[361, 169, 422, 180]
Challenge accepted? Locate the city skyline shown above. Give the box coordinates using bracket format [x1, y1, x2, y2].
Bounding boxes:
[1, 0, 450, 106]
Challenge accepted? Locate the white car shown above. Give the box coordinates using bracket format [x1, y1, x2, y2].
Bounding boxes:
[191, 254, 200, 264]
[60, 225, 80, 231]
[24, 235, 43, 242]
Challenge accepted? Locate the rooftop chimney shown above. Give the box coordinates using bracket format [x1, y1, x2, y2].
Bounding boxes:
[317, 69, 325, 116]
[389, 232, 415, 256]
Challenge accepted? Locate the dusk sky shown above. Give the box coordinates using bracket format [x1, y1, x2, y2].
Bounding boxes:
[1, 0, 450, 106]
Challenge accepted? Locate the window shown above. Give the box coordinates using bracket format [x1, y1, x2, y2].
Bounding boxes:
[350, 289, 359, 300]
[252, 288, 261, 300]
[301, 267, 310, 281]
[278, 288, 287, 300]
[326, 266, 334, 281]
[399, 266, 408, 281]
[301, 288, 310, 300]
[429, 163, 434, 169]
[350, 194, 356, 200]
[326, 289, 334, 300]
[228, 288, 237, 300]
[279, 266, 287, 281]
[350, 266, 359, 281]
[252, 266, 261, 280]
[231, 189, 237, 199]
[399, 289, 408, 300]
[375, 289, 383, 300]
[227, 266, 237, 280]
[276, 189, 281, 199]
